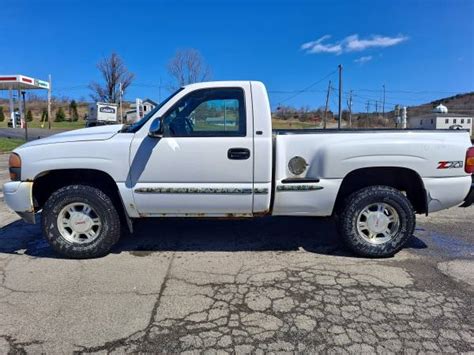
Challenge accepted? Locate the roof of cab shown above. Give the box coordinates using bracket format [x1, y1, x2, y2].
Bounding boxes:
[183, 80, 265, 90]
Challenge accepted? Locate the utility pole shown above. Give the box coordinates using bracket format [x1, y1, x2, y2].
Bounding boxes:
[382, 84, 386, 118]
[338, 64, 343, 129]
[375, 100, 378, 115]
[366, 100, 370, 128]
[119, 82, 123, 123]
[347, 90, 353, 128]
[47, 74, 52, 130]
[323, 80, 331, 129]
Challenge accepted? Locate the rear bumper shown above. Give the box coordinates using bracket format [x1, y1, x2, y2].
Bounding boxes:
[460, 176, 474, 208]
[423, 176, 472, 213]
[2, 181, 35, 223]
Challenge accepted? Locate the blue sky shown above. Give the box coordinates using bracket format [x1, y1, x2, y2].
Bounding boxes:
[1, 0, 473, 112]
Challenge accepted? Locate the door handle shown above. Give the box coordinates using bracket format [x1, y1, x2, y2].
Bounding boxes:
[227, 148, 251, 160]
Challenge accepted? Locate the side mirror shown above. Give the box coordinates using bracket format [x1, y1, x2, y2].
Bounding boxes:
[148, 117, 163, 137]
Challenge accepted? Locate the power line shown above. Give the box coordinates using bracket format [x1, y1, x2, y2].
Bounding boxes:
[279, 70, 337, 104]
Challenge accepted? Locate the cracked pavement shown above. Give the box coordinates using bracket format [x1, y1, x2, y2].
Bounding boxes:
[0, 155, 473, 353]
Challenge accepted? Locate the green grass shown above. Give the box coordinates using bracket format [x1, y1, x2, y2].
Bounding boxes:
[0, 138, 26, 152]
[272, 118, 319, 130]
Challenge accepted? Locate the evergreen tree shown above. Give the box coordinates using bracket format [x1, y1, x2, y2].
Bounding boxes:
[55, 107, 66, 122]
[26, 109, 33, 122]
[0, 106, 5, 122]
[69, 100, 79, 121]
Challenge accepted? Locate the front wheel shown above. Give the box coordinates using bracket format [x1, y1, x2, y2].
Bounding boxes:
[42, 185, 121, 258]
[339, 185, 416, 257]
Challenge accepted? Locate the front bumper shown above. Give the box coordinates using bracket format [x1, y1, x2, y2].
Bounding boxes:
[2, 181, 35, 223]
[460, 176, 474, 208]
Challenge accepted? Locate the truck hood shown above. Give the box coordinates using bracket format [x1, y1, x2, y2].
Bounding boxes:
[19, 124, 124, 148]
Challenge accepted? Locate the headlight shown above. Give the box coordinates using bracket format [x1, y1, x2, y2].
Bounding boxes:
[8, 153, 21, 181]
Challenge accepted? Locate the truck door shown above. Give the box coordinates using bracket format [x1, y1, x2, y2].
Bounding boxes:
[129, 85, 254, 216]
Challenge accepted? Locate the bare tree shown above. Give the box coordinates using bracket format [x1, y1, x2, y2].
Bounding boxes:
[89, 53, 135, 103]
[167, 49, 211, 89]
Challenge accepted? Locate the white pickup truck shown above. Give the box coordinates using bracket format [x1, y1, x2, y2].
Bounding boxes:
[4, 81, 474, 258]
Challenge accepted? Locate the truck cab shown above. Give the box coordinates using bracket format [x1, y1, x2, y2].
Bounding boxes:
[127, 81, 272, 217]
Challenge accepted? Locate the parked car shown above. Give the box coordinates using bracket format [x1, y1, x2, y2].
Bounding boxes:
[4, 81, 474, 258]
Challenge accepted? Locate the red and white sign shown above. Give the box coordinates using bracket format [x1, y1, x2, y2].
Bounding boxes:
[0, 75, 50, 90]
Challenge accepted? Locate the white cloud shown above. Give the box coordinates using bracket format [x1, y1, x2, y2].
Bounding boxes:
[300, 35, 342, 55]
[301, 34, 408, 55]
[345, 34, 408, 52]
[354, 55, 373, 64]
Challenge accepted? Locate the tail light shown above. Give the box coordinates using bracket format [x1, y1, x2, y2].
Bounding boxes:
[8, 153, 21, 181]
[466, 147, 474, 174]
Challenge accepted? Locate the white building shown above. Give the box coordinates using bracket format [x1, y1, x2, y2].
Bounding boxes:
[125, 98, 158, 123]
[408, 104, 472, 135]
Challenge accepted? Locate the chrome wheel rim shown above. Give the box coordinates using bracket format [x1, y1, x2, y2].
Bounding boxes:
[57, 202, 102, 244]
[356, 203, 400, 244]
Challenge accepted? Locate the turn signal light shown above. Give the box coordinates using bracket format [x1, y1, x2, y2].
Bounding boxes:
[466, 147, 474, 174]
[8, 153, 21, 181]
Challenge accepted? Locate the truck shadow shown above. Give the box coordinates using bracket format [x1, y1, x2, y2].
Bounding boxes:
[0, 216, 427, 259]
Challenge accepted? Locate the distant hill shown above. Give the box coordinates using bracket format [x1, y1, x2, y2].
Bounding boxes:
[406, 92, 474, 117]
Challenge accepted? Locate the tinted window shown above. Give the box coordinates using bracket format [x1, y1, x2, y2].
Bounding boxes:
[163, 88, 246, 137]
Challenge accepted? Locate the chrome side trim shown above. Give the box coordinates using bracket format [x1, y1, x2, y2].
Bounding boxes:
[134, 187, 269, 195]
[276, 185, 324, 191]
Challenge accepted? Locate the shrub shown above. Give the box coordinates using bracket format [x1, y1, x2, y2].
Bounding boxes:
[55, 107, 66, 122]
[26, 110, 33, 122]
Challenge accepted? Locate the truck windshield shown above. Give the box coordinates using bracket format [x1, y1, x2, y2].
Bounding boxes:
[120, 88, 183, 133]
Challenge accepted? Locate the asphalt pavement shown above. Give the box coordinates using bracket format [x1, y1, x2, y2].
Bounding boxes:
[0, 127, 66, 141]
[0, 154, 472, 353]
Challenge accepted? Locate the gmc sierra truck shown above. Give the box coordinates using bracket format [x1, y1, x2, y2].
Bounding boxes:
[4, 81, 474, 258]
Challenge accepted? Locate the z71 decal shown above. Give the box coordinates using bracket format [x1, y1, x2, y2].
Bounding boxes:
[437, 161, 464, 169]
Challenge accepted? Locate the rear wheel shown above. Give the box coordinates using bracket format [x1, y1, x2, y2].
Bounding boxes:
[42, 185, 121, 258]
[339, 185, 415, 257]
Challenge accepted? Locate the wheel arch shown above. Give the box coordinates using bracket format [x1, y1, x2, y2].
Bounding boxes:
[32, 168, 131, 230]
[333, 166, 427, 215]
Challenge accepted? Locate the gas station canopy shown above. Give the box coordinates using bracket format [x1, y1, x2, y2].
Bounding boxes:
[0, 74, 50, 90]
[0, 74, 51, 130]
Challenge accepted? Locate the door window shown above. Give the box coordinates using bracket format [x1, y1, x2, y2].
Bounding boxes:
[163, 88, 246, 137]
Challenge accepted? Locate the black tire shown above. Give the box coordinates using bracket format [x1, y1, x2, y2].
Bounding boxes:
[339, 185, 415, 257]
[42, 185, 121, 259]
